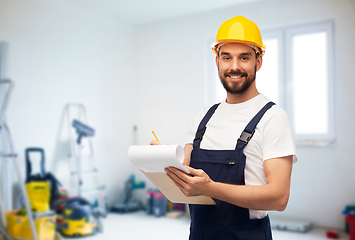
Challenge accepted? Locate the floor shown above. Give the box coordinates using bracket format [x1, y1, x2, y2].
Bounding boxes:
[63, 211, 349, 240]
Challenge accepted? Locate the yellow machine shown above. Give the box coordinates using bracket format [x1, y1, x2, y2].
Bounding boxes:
[54, 197, 102, 238]
[25, 148, 51, 213]
[25, 181, 50, 213]
[61, 216, 96, 237]
[25, 147, 62, 213]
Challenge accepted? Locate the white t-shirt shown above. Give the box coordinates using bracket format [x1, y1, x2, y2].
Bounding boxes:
[187, 94, 297, 219]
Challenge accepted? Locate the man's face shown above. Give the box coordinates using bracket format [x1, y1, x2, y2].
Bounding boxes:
[216, 43, 262, 95]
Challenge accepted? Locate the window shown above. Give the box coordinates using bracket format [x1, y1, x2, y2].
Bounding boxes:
[207, 20, 335, 146]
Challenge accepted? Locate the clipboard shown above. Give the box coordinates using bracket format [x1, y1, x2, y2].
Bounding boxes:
[128, 145, 216, 205]
[140, 170, 215, 205]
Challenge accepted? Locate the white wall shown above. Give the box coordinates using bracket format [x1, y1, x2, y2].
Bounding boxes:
[1, 0, 355, 230]
[134, 0, 355, 229]
[0, 0, 135, 206]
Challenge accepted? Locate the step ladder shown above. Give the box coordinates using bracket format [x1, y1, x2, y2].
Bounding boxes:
[0, 79, 38, 240]
[65, 103, 106, 215]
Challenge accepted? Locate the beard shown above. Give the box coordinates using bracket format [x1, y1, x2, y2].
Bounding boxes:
[219, 64, 257, 95]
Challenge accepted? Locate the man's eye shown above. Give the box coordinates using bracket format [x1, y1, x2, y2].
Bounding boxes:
[241, 57, 249, 61]
[223, 57, 230, 60]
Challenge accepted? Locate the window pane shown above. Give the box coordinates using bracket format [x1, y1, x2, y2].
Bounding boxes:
[293, 32, 328, 134]
[256, 39, 279, 104]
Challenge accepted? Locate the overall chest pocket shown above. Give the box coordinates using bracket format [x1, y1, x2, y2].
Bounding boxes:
[190, 151, 245, 185]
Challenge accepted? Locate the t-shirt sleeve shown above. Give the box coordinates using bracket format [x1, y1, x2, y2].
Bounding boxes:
[186, 121, 196, 144]
[261, 108, 298, 163]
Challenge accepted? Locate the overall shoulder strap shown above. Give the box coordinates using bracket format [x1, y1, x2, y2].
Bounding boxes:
[236, 101, 275, 150]
[193, 103, 220, 149]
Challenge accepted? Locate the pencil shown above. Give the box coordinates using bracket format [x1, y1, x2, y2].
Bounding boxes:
[152, 131, 160, 143]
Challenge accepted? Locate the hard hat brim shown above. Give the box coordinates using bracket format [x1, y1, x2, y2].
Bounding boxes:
[211, 39, 266, 56]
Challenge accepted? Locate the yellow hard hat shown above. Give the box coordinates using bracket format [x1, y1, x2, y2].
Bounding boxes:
[211, 16, 266, 56]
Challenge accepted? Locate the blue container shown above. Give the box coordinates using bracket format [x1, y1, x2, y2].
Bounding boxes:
[146, 189, 155, 215]
[153, 190, 167, 217]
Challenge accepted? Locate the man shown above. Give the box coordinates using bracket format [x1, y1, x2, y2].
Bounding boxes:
[152, 15, 297, 240]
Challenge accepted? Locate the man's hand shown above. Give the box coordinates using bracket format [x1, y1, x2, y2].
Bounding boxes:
[165, 156, 293, 211]
[165, 165, 213, 197]
[150, 140, 161, 145]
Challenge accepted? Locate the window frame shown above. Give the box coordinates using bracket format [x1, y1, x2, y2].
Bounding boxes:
[284, 20, 336, 145]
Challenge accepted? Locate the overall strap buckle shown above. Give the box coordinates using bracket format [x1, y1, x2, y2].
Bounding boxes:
[194, 126, 207, 142]
[236, 102, 275, 149]
[193, 103, 220, 148]
[238, 130, 255, 145]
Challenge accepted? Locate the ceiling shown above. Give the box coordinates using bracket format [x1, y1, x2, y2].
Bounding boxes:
[58, 0, 266, 26]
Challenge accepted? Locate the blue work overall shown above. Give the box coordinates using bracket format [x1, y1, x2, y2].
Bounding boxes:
[189, 102, 275, 240]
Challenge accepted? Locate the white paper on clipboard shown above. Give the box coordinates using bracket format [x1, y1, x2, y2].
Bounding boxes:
[128, 145, 215, 205]
[128, 145, 189, 174]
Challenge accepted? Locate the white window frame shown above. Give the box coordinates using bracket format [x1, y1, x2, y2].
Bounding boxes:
[284, 20, 336, 146]
[205, 20, 336, 146]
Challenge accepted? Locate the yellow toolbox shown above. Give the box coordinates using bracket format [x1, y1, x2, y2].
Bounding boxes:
[5, 210, 56, 240]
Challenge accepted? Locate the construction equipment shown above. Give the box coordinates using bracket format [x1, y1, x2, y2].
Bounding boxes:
[111, 175, 145, 213]
[65, 103, 106, 216]
[5, 209, 57, 240]
[53, 197, 102, 237]
[0, 79, 38, 240]
[25, 147, 61, 212]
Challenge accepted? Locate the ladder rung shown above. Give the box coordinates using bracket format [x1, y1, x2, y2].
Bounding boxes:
[81, 186, 105, 194]
[68, 154, 94, 158]
[71, 169, 98, 175]
[33, 210, 56, 219]
[0, 152, 17, 157]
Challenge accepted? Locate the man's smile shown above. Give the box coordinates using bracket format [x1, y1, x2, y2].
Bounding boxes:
[229, 75, 244, 81]
[225, 72, 246, 82]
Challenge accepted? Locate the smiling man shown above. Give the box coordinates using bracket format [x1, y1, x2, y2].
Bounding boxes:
[153, 15, 297, 240]
[217, 43, 261, 103]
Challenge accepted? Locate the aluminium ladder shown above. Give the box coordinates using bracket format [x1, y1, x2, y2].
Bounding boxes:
[0, 79, 38, 240]
[65, 103, 106, 215]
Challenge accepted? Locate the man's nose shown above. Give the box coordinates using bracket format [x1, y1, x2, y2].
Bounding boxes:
[230, 58, 239, 71]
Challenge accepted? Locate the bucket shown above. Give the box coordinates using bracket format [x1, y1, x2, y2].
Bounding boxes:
[6, 209, 56, 240]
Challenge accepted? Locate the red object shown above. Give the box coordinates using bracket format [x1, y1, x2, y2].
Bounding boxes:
[147, 190, 154, 197]
[154, 192, 165, 199]
[56, 216, 64, 226]
[174, 203, 185, 211]
[326, 230, 339, 239]
[346, 214, 355, 240]
[52, 195, 70, 211]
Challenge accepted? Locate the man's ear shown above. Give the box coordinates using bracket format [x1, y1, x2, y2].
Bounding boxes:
[215, 55, 219, 70]
[256, 55, 263, 72]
